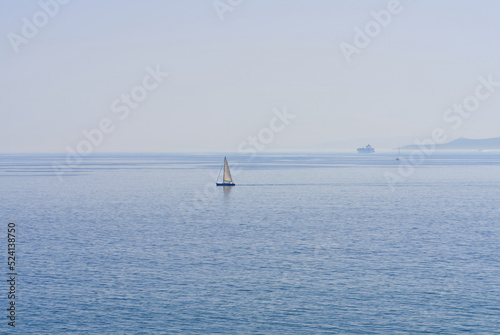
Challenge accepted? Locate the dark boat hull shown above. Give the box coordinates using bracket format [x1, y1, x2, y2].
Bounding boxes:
[216, 183, 235, 186]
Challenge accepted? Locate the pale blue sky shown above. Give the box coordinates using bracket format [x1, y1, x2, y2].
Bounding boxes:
[2, 0, 500, 152]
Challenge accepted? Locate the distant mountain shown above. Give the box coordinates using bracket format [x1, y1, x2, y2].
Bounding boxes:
[401, 137, 500, 151]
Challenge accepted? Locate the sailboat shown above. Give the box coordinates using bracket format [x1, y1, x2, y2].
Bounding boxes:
[216, 157, 236, 186]
[396, 147, 402, 161]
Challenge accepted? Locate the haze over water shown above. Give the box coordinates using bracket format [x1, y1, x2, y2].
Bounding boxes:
[2, 153, 500, 334]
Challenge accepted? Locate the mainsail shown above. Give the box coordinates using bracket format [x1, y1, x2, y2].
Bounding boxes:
[223, 157, 233, 182]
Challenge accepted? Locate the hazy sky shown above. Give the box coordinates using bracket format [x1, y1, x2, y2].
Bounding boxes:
[2, 0, 500, 152]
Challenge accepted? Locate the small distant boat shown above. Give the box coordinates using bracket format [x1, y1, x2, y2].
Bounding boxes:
[396, 147, 402, 161]
[216, 157, 236, 186]
[357, 144, 375, 153]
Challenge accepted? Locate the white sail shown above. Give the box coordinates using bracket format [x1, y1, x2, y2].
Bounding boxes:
[223, 157, 233, 182]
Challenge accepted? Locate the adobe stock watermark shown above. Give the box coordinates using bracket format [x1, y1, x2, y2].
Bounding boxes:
[178, 107, 296, 224]
[7, 0, 71, 54]
[220, 106, 296, 178]
[236, 107, 296, 157]
[385, 74, 500, 190]
[339, 0, 405, 63]
[52, 64, 169, 181]
[213, 0, 243, 21]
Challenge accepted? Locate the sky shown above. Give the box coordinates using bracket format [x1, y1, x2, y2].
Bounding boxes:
[2, 0, 500, 152]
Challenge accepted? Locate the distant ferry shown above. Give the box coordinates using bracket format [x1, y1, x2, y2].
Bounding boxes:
[357, 144, 375, 153]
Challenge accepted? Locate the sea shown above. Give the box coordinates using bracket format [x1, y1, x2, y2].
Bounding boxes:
[1, 152, 500, 334]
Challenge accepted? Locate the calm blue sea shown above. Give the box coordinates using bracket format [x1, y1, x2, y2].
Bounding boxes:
[1, 152, 500, 334]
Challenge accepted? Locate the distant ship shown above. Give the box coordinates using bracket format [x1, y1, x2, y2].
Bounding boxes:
[396, 147, 402, 161]
[357, 144, 375, 153]
[216, 157, 236, 186]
